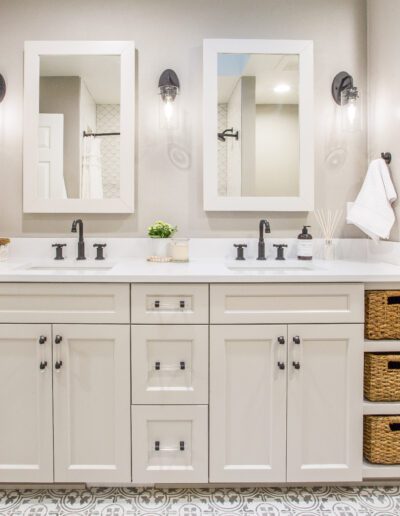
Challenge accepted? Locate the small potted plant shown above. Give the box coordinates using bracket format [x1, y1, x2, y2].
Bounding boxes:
[148, 221, 177, 258]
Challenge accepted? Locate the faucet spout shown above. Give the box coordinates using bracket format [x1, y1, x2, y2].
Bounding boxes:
[257, 219, 271, 260]
[71, 219, 86, 260]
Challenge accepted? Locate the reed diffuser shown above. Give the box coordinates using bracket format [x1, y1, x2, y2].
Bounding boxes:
[314, 209, 342, 260]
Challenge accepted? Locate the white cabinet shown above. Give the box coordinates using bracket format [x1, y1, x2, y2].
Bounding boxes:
[287, 324, 363, 482]
[210, 322, 363, 483]
[53, 325, 131, 483]
[0, 324, 53, 482]
[132, 405, 208, 483]
[210, 325, 287, 482]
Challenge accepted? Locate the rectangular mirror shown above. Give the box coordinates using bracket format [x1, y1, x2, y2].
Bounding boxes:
[23, 41, 135, 213]
[203, 39, 314, 211]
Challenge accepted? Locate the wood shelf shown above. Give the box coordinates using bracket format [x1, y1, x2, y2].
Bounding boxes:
[364, 340, 400, 352]
[363, 460, 400, 479]
[363, 400, 400, 415]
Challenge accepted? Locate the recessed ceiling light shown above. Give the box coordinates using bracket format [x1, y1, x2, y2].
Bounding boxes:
[274, 83, 291, 93]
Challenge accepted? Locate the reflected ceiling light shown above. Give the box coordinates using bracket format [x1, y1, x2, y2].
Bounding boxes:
[274, 83, 290, 93]
[0, 74, 6, 103]
[331, 71, 361, 132]
[158, 69, 180, 129]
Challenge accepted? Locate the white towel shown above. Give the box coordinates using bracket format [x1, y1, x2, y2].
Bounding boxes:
[81, 136, 104, 199]
[347, 158, 397, 240]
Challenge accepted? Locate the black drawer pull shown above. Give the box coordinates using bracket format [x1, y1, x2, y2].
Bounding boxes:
[154, 440, 185, 452]
[180, 300, 185, 309]
[155, 361, 160, 370]
[155, 440, 160, 451]
[389, 423, 400, 431]
[388, 361, 400, 370]
[154, 300, 160, 308]
[388, 296, 400, 305]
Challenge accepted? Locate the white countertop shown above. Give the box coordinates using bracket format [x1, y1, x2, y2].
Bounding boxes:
[1, 258, 400, 283]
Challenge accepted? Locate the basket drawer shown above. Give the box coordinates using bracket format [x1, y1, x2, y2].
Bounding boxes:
[364, 415, 400, 464]
[364, 353, 400, 401]
[365, 290, 400, 340]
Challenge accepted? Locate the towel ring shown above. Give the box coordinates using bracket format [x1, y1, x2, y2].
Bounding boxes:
[381, 152, 392, 165]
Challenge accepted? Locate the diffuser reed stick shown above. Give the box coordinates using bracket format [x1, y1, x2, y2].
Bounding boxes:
[314, 209, 342, 260]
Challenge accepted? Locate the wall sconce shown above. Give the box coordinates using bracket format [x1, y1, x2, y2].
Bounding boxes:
[158, 69, 179, 129]
[331, 71, 361, 132]
[0, 74, 6, 103]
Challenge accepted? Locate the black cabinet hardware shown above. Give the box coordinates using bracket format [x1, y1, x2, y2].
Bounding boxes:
[39, 361, 47, 370]
[55, 335, 62, 344]
[154, 300, 160, 308]
[94, 243, 107, 260]
[39, 335, 47, 345]
[180, 361, 185, 370]
[155, 361, 160, 370]
[293, 336, 301, 344]
[55, 360, 63, 370]
[234, 244, 247, 261]
[292, 361, 301, 369]
[278, 336, 285, 345]
[154, 440, 185, 452]
[180, 300, 185, 309]
[52, 243, 66, 260]
[277, 361, 285, 370]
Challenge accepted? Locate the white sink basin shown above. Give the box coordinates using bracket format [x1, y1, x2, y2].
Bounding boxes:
[226, 259, 315, 272]
[21, 260, 115, 272]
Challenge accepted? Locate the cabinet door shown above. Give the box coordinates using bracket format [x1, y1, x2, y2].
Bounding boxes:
[0, 324, 53, 482]
[287, 324, 363, 482]
[53, 324, 131, 483]
[210, 325, 287, 482]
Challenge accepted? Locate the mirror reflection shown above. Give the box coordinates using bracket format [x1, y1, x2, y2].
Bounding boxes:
[217, 53, 299, 197]
[38, 54, 120, 200]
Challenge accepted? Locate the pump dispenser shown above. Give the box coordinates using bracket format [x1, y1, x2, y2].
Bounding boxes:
[297, 225, 313, 260]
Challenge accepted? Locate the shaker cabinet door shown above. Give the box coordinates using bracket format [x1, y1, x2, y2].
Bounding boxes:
[0, 324, 53, 482]
[53, 324, 131, 483]
[287, 324, 363, 482]
[209, 325, 287, 482]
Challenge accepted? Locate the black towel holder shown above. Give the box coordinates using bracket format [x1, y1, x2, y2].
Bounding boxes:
[381, 152, 392, 165]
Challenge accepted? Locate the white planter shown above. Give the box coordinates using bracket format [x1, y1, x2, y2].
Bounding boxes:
[150, 238, 171, 258]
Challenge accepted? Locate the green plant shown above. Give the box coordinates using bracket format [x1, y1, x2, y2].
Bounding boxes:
[148, 220, 177, 238]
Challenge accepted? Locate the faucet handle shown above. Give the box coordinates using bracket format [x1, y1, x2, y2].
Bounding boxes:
[273, 244, 288, 261]
[94, 243, 107, 260]
[52, 243, 66, 261]
[234, 244, 247, 261]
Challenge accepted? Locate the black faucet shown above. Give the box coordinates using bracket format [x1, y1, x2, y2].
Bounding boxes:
[71, 219, 86, 260]
[257, 219, 271, 260]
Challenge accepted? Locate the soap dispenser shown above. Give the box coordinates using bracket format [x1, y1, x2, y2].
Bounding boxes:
[297, 226, 313, 260]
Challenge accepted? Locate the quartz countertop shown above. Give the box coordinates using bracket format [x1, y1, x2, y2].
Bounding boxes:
[0, 258, 400, 283]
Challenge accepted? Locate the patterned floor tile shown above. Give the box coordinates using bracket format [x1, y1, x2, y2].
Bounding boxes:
[0, 486, 399, 516]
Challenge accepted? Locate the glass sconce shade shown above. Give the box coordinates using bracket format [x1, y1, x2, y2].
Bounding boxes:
[0, 74, 6, 103]
[331, 71, 361, 132]
[159, 69, 180, 129]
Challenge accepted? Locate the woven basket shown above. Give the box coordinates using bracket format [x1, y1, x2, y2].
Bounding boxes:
[364, 415, 400, 464]
[365, 290, 400, 340]
[364, 353, 400, 401]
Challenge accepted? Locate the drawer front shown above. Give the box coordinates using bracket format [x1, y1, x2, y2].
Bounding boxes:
[131, 284, 209, 324]
[0, 283, 130, 323]
[211, 283, 364, 324]
[131, 405, 208, 483]
[132, 325, 208, 404]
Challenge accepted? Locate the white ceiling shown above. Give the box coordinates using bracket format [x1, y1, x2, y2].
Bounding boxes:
[218, 53, 299, 104]
[40, 55, 120, 104]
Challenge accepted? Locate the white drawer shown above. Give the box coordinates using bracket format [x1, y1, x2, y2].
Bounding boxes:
[0, 283, 130, 323]
[211, 283, 364, 324]
[131, 405, 208, 483]
[131, 325, 208, 404]
[131, 284, 209, 324]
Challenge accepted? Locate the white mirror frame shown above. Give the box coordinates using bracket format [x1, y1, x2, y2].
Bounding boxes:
[23, 40, 135, 213]
[203, 39, 314, 211]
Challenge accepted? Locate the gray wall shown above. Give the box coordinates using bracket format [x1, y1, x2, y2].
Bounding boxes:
[0, 0, 367, 237]
[367, 0, 400, 241]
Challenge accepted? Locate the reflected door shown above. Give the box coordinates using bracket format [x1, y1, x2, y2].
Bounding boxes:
[38, 113, 65, 199]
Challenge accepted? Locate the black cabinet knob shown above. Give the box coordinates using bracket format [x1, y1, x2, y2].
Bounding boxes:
[55, 360, 63, 370]
[293, 336, 301, 345]
[277, 361, 285, 370]
[292, 361, 301, 370]
[39, 361, 47, 370]
[278, 336, 285, 345]
[39, 335, 47, 345]
[55, 335, 62, 344]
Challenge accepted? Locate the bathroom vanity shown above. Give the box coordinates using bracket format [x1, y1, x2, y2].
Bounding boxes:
[1, 240, 400, 486]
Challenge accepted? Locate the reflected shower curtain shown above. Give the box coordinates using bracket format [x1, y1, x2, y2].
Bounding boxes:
[81, 136, 103, 199]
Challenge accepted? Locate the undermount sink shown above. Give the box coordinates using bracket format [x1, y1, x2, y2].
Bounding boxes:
[226, 259, 315, 272]
[21, 261, 115, 272]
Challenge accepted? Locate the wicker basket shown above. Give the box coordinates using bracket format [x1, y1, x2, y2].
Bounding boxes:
[364, 415, 400, 464]
[364, 353, 400, 401]
[365, 290, 400, 340]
